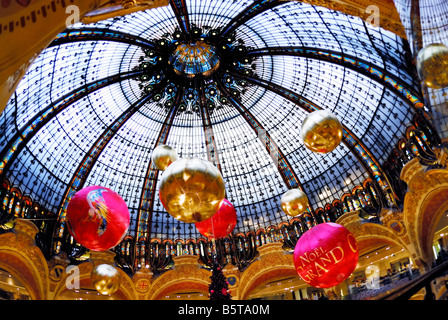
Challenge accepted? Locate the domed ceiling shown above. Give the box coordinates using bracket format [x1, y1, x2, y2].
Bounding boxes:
[0, 0, 427, 260]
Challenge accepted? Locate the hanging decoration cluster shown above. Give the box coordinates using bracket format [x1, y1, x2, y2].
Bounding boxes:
[153, 144, 236, 238]
[280, 109, 342, 218]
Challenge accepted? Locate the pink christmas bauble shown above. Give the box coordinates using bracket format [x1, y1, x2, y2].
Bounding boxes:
[66, 186, 130, 251]
[293, 222, 359, 288]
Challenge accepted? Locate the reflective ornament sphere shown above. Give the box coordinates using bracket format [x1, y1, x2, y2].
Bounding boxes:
[159, 158, 226, 223]
[66, 186, 130, 251]
[91, 264, 121, 295]
[293, 222, 359, 288]
[280, 189, 309, 217]
[151, 144, 179, 170]
[301, 110, 343, 154]
[416, 43, 448, 89]
[195, 199, 237, 239]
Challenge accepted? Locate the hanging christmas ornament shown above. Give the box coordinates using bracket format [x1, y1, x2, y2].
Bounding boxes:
[280, 189, 309, 217]
[91, 264, 121, 295]
[151, 144, 179, 170]
[159, 158, 226, 223]
[66, 186, 130, 251]
[301, 110, 343, 154]
[293, 222, 359, 288]
[416, 43, 448, 89]
[195, 199, 237, 239]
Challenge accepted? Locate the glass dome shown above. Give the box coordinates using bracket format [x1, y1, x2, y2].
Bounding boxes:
[0, 0, 427, 264]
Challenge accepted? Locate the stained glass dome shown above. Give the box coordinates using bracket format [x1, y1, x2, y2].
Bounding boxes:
[0, 0, 433, 270]
[169, 41, 220, 78]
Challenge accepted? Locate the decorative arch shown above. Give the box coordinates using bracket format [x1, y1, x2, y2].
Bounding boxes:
[10, 187, 22, 198]
[2, 178, 11, 190]
[336, 210, 410, 256]
[52, 260, 138, 300]
[0, 219, 49, 300]
[405, 125, 417, 139]
[237, 242, 297, 300]
[146, 255, 210, 300]
[416, 178, 448, 264]
[401, 159, 448, 269]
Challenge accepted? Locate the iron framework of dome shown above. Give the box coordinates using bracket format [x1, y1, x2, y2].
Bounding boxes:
[0, 0, 442, 273]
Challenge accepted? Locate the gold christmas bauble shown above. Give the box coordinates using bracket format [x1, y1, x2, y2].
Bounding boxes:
[416, 43, 448, 89]
[301, 110, 343, 154]
[159, 158, 225, 223]
[151, 144, 179, 170]
[91, 264, 121, 295]
[280, 189, 309, 217]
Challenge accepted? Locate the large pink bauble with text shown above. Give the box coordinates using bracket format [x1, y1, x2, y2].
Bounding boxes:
[293, 222, 359, 288]
[66, 186, 130, 251]
[195, 199, 237, 239]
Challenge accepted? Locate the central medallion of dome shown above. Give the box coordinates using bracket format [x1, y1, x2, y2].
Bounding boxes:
[136, 27, 255, 114]
[169, 41, 220, 78]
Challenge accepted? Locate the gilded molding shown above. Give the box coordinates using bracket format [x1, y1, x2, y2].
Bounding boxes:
[401, 159, 448, 269]
[0, 219, 49, 299]
[145, 255, 210, 300]
[238, 242, 297, 300]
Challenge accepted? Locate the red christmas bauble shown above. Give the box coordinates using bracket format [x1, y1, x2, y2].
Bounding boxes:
[293, 222, 359, 288]
[66, 186, 130, 251]
[195, 199, 237, 239]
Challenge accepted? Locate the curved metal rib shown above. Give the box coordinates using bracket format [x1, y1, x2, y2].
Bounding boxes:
[196, 80, 222, 173]
[50, 28, 162, 51]
[52, 89, 157, 254]
[136, 88, 183, 241]
[234, 71, 399, 207]
[0, 71, 142, 181]
[169, 0, 191, 36]
[215, 74, 315, 213]
[244, 46, 425, 110]
[218, 0, 285, 40]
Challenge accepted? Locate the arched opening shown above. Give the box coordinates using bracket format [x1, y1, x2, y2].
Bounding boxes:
[54, 275, 129, 300]
[240, 267, 299, 300]
[347, 237, 416, 300]
[431, 212, 448, 264]
[418, 185, 448, 266]
[52, 261, 138, 300]
[245, 273, 304, 300]
[151, 280, 209, 300]
[0, 250, 46, 300]
[0, 267, 31, 300]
